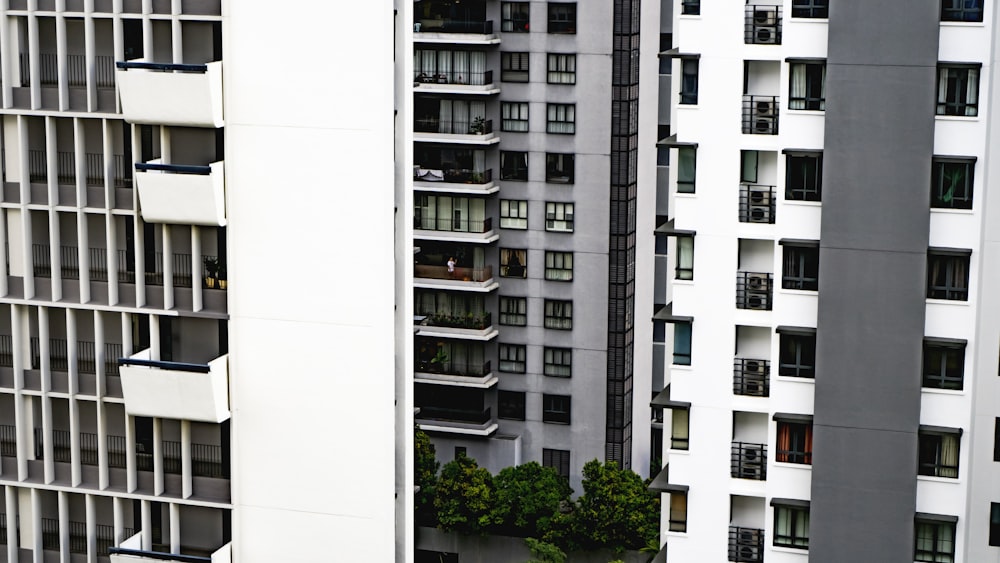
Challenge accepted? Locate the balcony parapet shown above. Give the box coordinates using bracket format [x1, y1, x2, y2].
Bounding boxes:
[110, 533, 231, 563]
[414, 264, 498, 292]
[118, 349, 230, 423]
[416, 407, 498, 436]
[116, 60, 224, 128]
[135, 160, 226, 227]
[414, 20, 500, 45]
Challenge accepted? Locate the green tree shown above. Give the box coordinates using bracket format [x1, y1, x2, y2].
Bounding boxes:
[571, 459, 660, 551]
[414, 425, 439, 524]
[434, 454, 498, 534]
[491, 462, 572, 537]
[524, 537, 566, 563]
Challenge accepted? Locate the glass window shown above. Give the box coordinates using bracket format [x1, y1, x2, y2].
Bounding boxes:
[545, 202, 575, 232]
[789, 62, 826, 111]
[922, 340, 965, 390]
[680, 59, 699, 104]
[498, 390, 526, 420]
[785, 152, 822, 201]
[937, 65, 980, 117]
[500, 199, 528, 229]
[547, 3, 576, 34]
[543, 347, 572, 377]
[927, 252, 971, 301]
[941, 0, 983, 22]
[543, 394, 571, 423]
[499, 296, 527, 326]
[546, 103, 576, 134]
[776, 421, 813, 464]
[544, 251, 573, 281]
[782, 244, 819, 290]
[779, 333, 816, 378]
[677, 147, 696, 193]
[675, 236, 694, 280]
[918, 430, 961, 478]
[498, 343, 526, 373]
[543, 448, 571, 478]
[544, 300, 573, 330]
[501, 151, 528, 181]
[991, 504, 1000, 547]
[671, 408, 689, 450]
[931, 158, 974, 210]
[791, 0, 828, 18]
[500, 248, 527, 278]
[669, 492, 688, 532]
[681, 0, 700, 15]
[915, 519, 956, 563]
[501, 2, 530, 32]
[501, 102, 529, 132]
[501, 52, 530, 82]
[774, 505, 810, 549]
[547, 54, 576, 84]
[546, 153, 574, 184]
[673, 321, 692, 365]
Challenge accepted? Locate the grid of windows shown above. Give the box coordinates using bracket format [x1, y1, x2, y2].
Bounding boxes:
[918, 429, 961, 478]
[543, 394, 571, 424]
[788, 61, 826, 111]
[941, 0, 983, 22]
[922, 340, 965, 390]
[500, 248, 527, 278]
[501, 102, 529, 132]
[545, 202, 574, 232]
[547, 54, 576, 84]
[544, 251, 573, 281]
[773, 505, 810, 549]
[501, 2, 530, 32]
[546, 153, 574, 184]
[776, 421, 812, 465]
[501, 151, 528, 181]
[937, 64, 980, 117]
[547, 3, 576, 33]
[546, 103, 576, 134]
[543, 299, 573, 330]
[781, 243, 819, 290]
[498, 390, 526, 420]
[791, 0, 828, 18]
[501, 52, 530, 82]
[931, 158, 974, 209]
[499, 296, 527, 326]
[927, 251, 970, 301]
[543, 448, 571, 478]
[785, 152, 822, 201]
[498, 344, 526, 373]
[915, 519, 956, 563]
[543, 347, 572, 377]
[500, 199, 528, 229]
[779, 332, 816, 378]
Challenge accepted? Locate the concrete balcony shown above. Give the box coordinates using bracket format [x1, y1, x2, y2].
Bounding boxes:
[414, 118, 500, 146]
[135, 161, 226, 227]
[414, 264, 498, 292]
[413, 20, 500, 45]
[413, 69, 500, 95]
[111, 533, 232, 563]
[116, 60, 224, 128]
[415, 359, 497, 388]
[416, 407, 498, 436]
[414, 216, 498, 243]
[414, 311, 497, 341]
[414, 166, 498, 195]
[118, 349, 230, 423]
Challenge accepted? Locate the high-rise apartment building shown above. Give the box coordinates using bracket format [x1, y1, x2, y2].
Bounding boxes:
[409, 0, 661, 490]
[0, 2, 410, 562]
[653, 0, 1000, 561]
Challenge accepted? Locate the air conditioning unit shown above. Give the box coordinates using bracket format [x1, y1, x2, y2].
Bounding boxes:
[739, 546, 759, 561]
[755, 25, 778, 44]
[744, 359, 766, 374]
[744, 379, 763, 394]
[749, 206, 771, 223]
[749, 186, 771, 205]
[742, 446, 762, 464]
[746, 294, 769, 310]
[755, 100, 775, 116]
[746, 273, 770, 291]
[740, 528, 761, 544]
[754, 116, 775, 134]
[753, 8, 776, 25]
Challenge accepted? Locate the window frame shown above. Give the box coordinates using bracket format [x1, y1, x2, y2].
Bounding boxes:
[500, 248, 527, 278]
[781, 243, 819, 291]
[543, 299, 573, 330]
[545, 153, 575, 184]
[931, 157, 974, 210]
[788, 61, 826, 111]
[542, 394, 572, 424]
[676, 146, 697, 193]
[671, 408, 689, 450]
[545, 202, 575, 232]
[543, 347, 572, 377]
[498, 390, 526, 420]
[918, 429, 961, 479]
[937, 64, 981, 117]
[675, 236, 694, 280]
[776, 420, 813, 465]
[501, 101, 529, 132]
[546, 103, 576, 134]
[927, 251, 971, 301]
[680, 58, 699, 105]
[498, 343, 527, 374]
[669, 491, 688, 532]
[680, 0, 700, 15]
[501, 2, 530, 32]
[915, 518, 956, 563]
[779, 332, 816, 379]
[499, 296, 527, 326]
[547, 53, 576, 84]
[542, 448, 571, 478]
[991, 503, 1000, 547]
[922, 339, 965, 390]
[546, 2, 577, 34]
[773, 504, 810, 549]
[500, 151, 529, 181]
[673, 321, 692, 365]
[501, 52, 530, 82]
[544, 251, 573, 281]
[500, 199, 528, 230]
[790, 0, 828, 18]
[941, 0, 983, 22]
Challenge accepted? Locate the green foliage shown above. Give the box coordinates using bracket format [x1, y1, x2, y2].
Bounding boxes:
[570, 460, 660, 551]
[524, 537, 566, 563]
[491, 462, 572, 537]
[434, 454, 498, 534]
[414, 425, 440, 524]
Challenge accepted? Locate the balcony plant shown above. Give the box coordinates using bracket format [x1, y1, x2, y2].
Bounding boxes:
[203, 257, 219, 289]
[470, 116, 487, 135]
[429, 346, 449, 373]
[217, 262, 227, 290]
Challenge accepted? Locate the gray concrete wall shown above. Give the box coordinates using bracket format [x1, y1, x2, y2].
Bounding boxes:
[810, 1, 939, 561]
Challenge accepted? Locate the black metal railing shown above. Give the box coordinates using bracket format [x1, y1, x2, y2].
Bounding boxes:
[413, 167, 493, 184]
[117, 357, 211, 373]
[733, 358, 770, 397]
[97, 525, 135, 555]
[0, 424, 15, 457]
[108, 546, 212, 563]
[162, 441, 225, 478]
[0, 335, 12, 367]
[32, 244, 83, 278]
[414, 118, 493, 135]
[27, 151, 126, 185]
[134, 162, 212, 175]
[414, 69, 493, 86]
[415, 359, 492, 377]
[413, 19, 494, 34]
[28, 337, 119, 374]
[416, 406, 492, 425]
[742, 95, 779, 135]
[107, 434, 128, 469]
[418, 311, 492, 330]
[731, 442, 768, 481]
[736, 272, 773, 310]
[728, 526, 765, 562]
[80, 431, 99, 466]
[51, 429, 71, 462]
[744, 5, 782, 44]
[41, 517, 59, 550]
[413, 216, 493, 234]
[116, 61, 208, 73]
[136, 252, 196, 287]
[739, 184, 776, 224]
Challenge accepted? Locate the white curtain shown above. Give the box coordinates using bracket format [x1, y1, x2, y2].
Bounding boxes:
[472, 150, 485, 175]
[470, 51, 487, 84]
[965, 68, 979, 116]
[437, 50, 452, 82]
[790, 64, 806, 110]
[439, 99, 453, 133]
[452, 51, 468, 84]
[676, 237, 694, 280]
[940, 434, 959, 477]
[468, 100, 485, 133]
[547, 104, 575, 134]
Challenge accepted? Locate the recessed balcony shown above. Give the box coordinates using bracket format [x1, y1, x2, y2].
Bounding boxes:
[414, 264, 497, 292]
[742, 95, 779, 135]
[739, 184, 776, 224]
[736, 272, 773, 310]
[134, 160, 226, 227]
[733, 358, 770, 397]
[744, 4, 782, 45]
[414, 117, 499, 145]
[414, 216, 497, 243]
[415, 358, 496, 388]
[731, 442, 768, 481]
[414, 311, 496, 341]
[115, 60, 224, 128]
[414, 69, 499, 95]
[414, 166, 497, 194]
[110, 533, 231, 563]
[118, 349, 230, 423]
[416, 406, 497, 435]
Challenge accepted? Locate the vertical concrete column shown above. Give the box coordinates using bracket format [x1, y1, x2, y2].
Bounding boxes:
[152, 417, 162, 496]
[180, 419, 191, 499]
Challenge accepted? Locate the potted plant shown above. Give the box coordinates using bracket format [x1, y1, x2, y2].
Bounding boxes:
[217, 262, 228, 290]
[204, 257, 219, 289]
[429, 345, 449, 373]
[470, 116, 486, 135]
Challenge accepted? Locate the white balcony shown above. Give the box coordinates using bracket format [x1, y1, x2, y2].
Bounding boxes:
[119, 349, 230, 423]
[135, 160, 226, 226]
[116, 60, 224, 128]
[111, 532, 232, 563]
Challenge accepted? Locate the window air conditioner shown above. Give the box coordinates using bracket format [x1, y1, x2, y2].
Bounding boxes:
[739, 546, 758, 560]
[749, 186, 771, 205]
[742, 446, 762, 463]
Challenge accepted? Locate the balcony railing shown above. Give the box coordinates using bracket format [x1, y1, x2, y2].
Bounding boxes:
[414, 19, 494, 34]
[419, 311, 492, 330]
[414, 167, 493, 185]
[739, 184, 776, 224]
[27, 150, 128, 186]
[414, 69, 493, 86]
[118, 349, 230, 423]
[0, 424, 15, 457]
[742, 95, 779, 135]
[733, 358, 770, 397]
[414, 216, 493, 234]
[18, 53, 116, 88]
[415, 118, 493, 135]
[415, 359, 492, 377]
[0, 335, 11, 368]
[29, 337, 127, 374]
[414, 264, 493, 282]
[731, 442, 768, 481]
[728, 526, 765, 562]
[736, 272, 773, 310]
[416, 406, 492, 425]
[745, 5, 782, 45]
[162, 440, 226, 478]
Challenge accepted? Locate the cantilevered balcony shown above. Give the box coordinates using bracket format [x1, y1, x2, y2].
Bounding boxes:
[134, 161, 226, 226]
[413, 2, 499, 46]
[414, 215, 497, 243]
[118, 349, 229, 423]
[110, 532, 231, 563]
[414, 117, 498, 145]
[415, 384, 497, 435]
[414, 145, 497, 194]
[115, 60, 224, 128]
[414, 264, 497, 292]
[414, 69, 499, 95]
[415, 339, 495, 387]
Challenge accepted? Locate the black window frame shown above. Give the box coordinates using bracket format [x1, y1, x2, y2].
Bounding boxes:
[680, 0, 700, 15]
[931, 157, 974, 210]
[773, 504, 810, 549]
[546, 2, 576, 34]
[501, 52, 530, 82]
[788, 61, 826, 111]
[915, 518, 956, 563]
[785, 152, 822, 201]
[545, 202, 575, 232]
[543, 347, 572, 377]
[542, 448, 571, 478]
[500, 248, 527, 278]
[927, 251, 971, 301]
[991, 503, 1000, 547]
[680, 58, 699, 105]
[498, 343, 527, 374]
[776, 420, 812, 465]
[922, 339, 965, 390]
[673, 321, 692, 365]
[547, 53, 576, 84]
[498, 390, 526, 420]
[501, 2, 530, 32]
[543, 299, 573, 330]
[499, 199, 528, 229]
[546, 103, 576, 134]
[500, 151, 528, 181]
[918, 429, 961, 479]
[499, 296, 527, 326]
[937, 64, 980, 117]
[545, 153, 574, 184]
[941, 0, 983, 22]
[501, 101, 529, 132]
[542, 394, 571, 424]
[779, 332, 816, 379]
[677, 146, 697, 194]
[544, 251, 573, 281]
[781, 243, 819, 291]
[668, 491, 688, 532]
[790, 0, 828, 18]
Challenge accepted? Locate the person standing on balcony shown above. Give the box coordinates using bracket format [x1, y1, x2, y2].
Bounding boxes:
[447, 257, 456, 277]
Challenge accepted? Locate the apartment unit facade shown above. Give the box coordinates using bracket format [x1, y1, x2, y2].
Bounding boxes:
[0, 1, 409, 562]
[411, 0, 660, 489]
[653, 0, 1000, 561]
